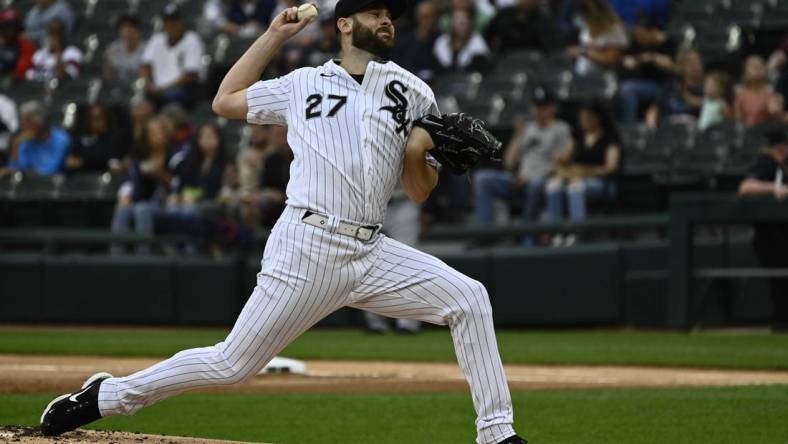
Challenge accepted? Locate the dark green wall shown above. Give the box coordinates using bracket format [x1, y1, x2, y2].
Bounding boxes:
[0, 240, 772, 327]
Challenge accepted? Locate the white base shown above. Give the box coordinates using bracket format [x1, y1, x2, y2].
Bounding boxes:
[259, 356, 306, 375]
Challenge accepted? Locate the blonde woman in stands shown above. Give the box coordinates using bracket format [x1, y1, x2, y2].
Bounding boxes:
[566, 0, 627, 76]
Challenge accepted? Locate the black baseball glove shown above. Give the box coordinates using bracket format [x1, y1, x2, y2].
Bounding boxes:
[412, 112, 503, 175]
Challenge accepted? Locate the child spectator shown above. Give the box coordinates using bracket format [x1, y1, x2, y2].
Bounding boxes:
[433, 8, 490, 73]
[567, 0, 627, 76]
[25, 19, 82, 82]
[734, 55, 785, 128]
[698, 71, 732, 132]
[545, 102, 621, 246]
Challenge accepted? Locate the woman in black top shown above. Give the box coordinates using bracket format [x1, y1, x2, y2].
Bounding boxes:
[545, 102, 621, 244]
[110, 116, 175, 253]
[169, 122, 228, 213]
[738, 129, 788, 331]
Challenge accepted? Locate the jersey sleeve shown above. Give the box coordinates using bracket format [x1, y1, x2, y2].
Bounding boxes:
[246, 73, 293, 125]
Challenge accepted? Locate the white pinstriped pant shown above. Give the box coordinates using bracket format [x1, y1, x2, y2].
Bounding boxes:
[98, 206, 516, 444]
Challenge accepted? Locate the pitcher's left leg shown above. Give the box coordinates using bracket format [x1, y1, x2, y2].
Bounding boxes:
[350, 237, 517, 444]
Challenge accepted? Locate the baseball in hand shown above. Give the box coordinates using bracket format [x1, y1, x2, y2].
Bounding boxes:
[297, 3, 318, 21]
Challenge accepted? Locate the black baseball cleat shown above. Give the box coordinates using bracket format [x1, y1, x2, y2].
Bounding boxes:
[498, 435, 528, 444]
[40, 372, 113, 436]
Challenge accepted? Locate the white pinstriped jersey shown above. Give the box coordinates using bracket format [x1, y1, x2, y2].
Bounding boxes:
[246, 59, 439, 225]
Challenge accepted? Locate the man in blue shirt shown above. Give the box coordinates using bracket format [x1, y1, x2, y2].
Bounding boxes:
[9, 100, 71, 176]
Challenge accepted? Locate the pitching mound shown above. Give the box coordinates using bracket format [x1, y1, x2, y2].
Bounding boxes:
[0, 426, 264, 443]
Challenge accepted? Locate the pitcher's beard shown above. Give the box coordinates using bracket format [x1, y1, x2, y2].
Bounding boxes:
[352, 21, 394, 60]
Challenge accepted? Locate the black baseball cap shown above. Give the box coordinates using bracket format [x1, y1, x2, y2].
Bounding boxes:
[530, 86, 557, 105]
[334, 0, 409, 22]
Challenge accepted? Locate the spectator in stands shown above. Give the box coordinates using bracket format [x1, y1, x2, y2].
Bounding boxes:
[608, 0, 671, 28]
[299, 16, 339, 68]
[23, 0, 74, 45]
[5, 100, 70, 176]
[155, 122, 229, 251]
[546, 101, 620, 246]
[474, 86, 571, 230]
[140, 3, 204, 110]
[232, 123, 270, 227]
[484, 0, 553, 55]
[129, 96, 155, 157]
[159, 103, 194, 156]
[698, 71, 732, 132]
[391, 0, 440, 83]
[111, 116, 175, 253]
[25, 19, 82, 82]
[0, 92, 18, 166]
[617, 16, 675, 123]
[433, 8, 491, 73]
[567, 0, 627, 76]
[201, 0, 276, 37]
[64, 104, 129, 174]
[738, 129, 788, 332]
[253, 124, 291, 228]
[439, 0, 494, 34]
[169, 122, 229, 213]
[0, 9, 35, 82]
[734, 55, 785, 128]
[103, 15, 145, 87]
[645, 48, 704, 128]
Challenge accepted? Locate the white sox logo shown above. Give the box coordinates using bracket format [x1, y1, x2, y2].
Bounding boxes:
[380, 80, 410, 136]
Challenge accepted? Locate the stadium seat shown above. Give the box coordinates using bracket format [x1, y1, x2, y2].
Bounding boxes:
[477, 70, 527, 102]
[672, 123, 734, 176]
[720, 0, 767, 27]
[675, 0, 718, 23]
[433, 72, 483, 103]
[7, 173, 56, 201]
[55, 172, 116, 200]
[568, 71, 617, 102]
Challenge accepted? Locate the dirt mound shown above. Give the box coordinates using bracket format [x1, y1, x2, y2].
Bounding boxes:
[0, 426, 263, 443]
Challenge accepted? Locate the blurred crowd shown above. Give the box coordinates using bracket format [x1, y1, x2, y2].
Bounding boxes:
[0, 0, 786, 252]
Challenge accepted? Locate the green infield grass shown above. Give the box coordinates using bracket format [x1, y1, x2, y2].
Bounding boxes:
[2, 386, 787, 443]
[1, 327, 788, 369]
